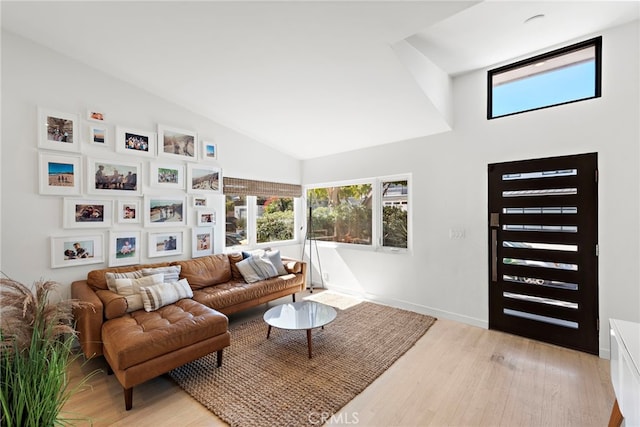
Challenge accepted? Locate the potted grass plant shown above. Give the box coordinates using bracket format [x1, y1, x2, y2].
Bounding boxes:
[0, 275, 97, 426]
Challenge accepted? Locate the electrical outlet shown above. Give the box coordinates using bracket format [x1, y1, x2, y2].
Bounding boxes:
[449, 228, 466, 239]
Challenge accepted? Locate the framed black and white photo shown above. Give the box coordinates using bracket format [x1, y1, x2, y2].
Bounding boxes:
[187, 164, 221, 194]
[87, 157, 142, 196]
[115, 126, 155, 158]
[50, 234, 104, 268]
[63, 198, 113, 229]
[116, 199, 141, 224]
[192, 227, 213, 258]
[158, 125, 197, 161]
[38, 107, 80, 152]
[196, 209, 216, 226]
[109, 230, 141, 267]
[149, 162, 184, 190]
[201, 140, 217, 162]
[39, 153, 82, 196]
[148, 230, 183, 258]
[144, 195, 186, 227]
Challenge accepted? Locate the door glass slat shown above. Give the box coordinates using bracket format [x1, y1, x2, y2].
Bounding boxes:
[503, 241, 578, 252]
[502, 169, 577, 181]
[504, 309, 579, 329]
[503, 258, 578, 271]
[503, 188, 577, 197]
[503, 207, 577, 214]
[503, 274, 578, 290]
[503, 292, 578, 309]
[503, 224, 577, 233]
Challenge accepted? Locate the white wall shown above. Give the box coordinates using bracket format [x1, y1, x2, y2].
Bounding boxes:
[302, 21, 640, 356]
[0, 31, 302, 297]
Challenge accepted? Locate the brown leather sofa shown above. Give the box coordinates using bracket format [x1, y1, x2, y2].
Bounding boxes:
[71, 252, 306, 409]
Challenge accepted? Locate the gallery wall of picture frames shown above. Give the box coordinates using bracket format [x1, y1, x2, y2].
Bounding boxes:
[37, 106, 218, 268]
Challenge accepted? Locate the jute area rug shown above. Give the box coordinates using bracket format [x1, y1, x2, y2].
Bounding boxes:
[169, 292, 436, 427]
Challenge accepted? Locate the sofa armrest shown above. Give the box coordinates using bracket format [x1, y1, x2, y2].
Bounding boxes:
[282, 257, 307, 290]
[71, 280, 104, 358]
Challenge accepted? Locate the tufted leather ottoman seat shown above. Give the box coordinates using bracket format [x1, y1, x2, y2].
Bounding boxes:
[101, 299, 230, 410]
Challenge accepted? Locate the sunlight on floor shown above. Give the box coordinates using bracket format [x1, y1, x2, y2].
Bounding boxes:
[303, 290, 363, 310]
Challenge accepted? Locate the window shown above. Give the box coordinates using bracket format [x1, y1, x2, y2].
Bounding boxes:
[488, 37, 601, 119]
[223, 177, 301, 249]
[307, 175, 410, 250]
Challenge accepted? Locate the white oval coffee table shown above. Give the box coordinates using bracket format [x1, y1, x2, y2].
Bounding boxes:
[263, 300, 337, 358]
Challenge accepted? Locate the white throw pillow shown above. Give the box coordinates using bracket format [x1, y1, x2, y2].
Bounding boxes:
[236, 255, 279, 283]
[141, 265, 182, 283]
[114, 273, 164, 312]
[105, 270, 144, 292]
[139, 278, 193, 312]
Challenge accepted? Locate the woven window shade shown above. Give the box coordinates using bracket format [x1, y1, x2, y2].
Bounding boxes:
[223, 177, 302, 198]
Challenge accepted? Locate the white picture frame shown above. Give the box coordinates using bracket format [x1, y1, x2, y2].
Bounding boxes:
[50, 234, 104, 268]
[187, 164, 222, 194]
[87, 123, 109, 147]
[86, 157, 142, 196]
[149, 162, 185, 190]
[192, 227, 213, 258]
[116, 199, 141, 224]
[148, 230, 183, 258]
[200, 140, 218, 162]
[86, 109, 106, 123]
[63, 198, 113, 229]
[115, 126, 156, 158]
[39, 152, 82, 196]
[144, 195, 186, 227]
[157, 124, 197, 161]
[191, 195, 210, 208]
[196, 209, 216, 226]
[38, 107, 80, 152]
[109, 230, 141, 267]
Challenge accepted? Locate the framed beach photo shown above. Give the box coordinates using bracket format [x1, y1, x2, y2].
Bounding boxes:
[50, 234, 104, 268]
[87, 158, 141, 196]
[149, 162, 184, 190]
[87, 109, 106, 122]
[38, 107, 80, 152]
[201, 140, 217, 162]
[187, 164, 221, 194]
[192, 227, 213, 258]
[144, 195, 186, 227]
[148, 230, 183, 258]
[116, 199, 141, 224]
[109, 230, 141, 267]
[157, 125, 197, 161]
[196, 209, 216, 226]
[87, 124, 109, 147]
[39, 153, 82, 196]
[63, 198, 113, 229]
[115, 126, 155, 158]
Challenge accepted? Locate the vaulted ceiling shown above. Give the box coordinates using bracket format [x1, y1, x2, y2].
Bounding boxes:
[2, 1, 638, 159]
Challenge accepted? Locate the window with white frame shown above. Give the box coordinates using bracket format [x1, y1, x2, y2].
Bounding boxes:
[306, 175, 410, 250]
[224, 178, 300, 249]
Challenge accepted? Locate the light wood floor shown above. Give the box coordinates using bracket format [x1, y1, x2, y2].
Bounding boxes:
[63, 292, 615, 427]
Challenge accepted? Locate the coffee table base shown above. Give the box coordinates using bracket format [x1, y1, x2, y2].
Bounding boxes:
[266, 325, 319, 358]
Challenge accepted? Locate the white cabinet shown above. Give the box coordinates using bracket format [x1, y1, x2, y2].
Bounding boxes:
[609, 319, 640, 427]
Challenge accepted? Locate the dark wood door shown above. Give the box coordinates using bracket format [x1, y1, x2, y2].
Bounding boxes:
[488, 153, 599, 354]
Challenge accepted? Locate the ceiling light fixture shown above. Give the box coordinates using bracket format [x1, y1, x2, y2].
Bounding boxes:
[524, 14, 545, 24]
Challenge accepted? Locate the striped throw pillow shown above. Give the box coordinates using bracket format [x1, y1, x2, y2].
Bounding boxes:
[141, 265, 182, 283]
[139, 279, 193, 312]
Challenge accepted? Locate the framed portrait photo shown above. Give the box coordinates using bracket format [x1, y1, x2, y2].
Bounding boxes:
[116, 199, 141, 224]
[187, 164, 221, 194]
[158, 125, 197, 161]
[201, 140, 217, 162]
[148, 230, 183, 258]
[109, 230, 141, 267]
[196, 209, 216, 226]
[149, 162, 184, 190]
[63, 198, 113, 229]
[87, 124, 109, 147]
[39, 153, 82, 196]
[50, 234, 104, 269]
[87, 157, 142, 196]
[115, 126, 156, 158]
[192, 227, 213, 258]
[144, 195, 186, 227]
[38, 107, 80, 152]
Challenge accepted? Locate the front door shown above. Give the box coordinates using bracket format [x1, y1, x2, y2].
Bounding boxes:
[488, 153, 599, 354]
